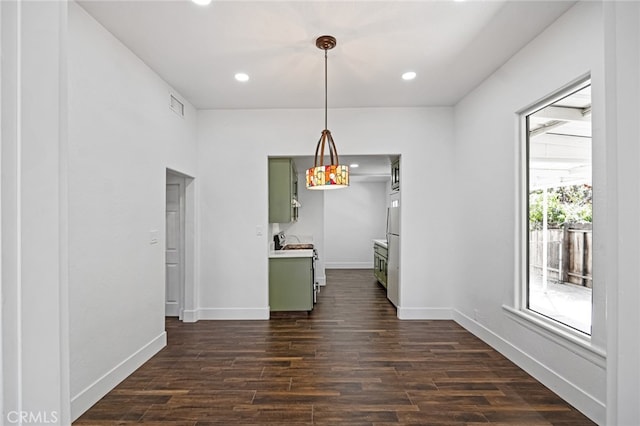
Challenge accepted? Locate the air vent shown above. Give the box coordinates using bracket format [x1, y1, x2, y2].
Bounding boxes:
[169, 94, 184, 117]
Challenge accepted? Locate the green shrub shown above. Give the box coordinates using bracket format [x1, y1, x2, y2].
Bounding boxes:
[529, 185, 592, 229]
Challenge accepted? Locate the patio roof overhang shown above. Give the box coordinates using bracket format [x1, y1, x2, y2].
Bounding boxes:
[528, 85, 592, 190]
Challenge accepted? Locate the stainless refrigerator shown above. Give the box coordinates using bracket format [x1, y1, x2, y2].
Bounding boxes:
[386, 206, 400, 307]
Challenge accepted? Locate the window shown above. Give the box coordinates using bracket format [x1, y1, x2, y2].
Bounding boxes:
[524, 79, 592, 335]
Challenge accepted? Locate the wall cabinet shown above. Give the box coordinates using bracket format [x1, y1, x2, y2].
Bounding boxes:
[373, 242, 388, 288]
[391, 158, 400, 191]
[269, 158, 298, 223]
[269, 257, 313, 311]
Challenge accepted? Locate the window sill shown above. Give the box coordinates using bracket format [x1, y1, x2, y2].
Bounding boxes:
[502, 305, 606, 368]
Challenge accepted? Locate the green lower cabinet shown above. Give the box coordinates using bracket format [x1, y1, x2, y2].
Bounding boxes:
[373, 243, 388, 288]
[269, 257, 313, 311]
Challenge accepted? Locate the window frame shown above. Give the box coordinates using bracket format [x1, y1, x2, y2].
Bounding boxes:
[508, 75, 604, 356]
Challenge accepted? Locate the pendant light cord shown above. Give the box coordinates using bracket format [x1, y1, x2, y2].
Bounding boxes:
[324, 47, 328, 131]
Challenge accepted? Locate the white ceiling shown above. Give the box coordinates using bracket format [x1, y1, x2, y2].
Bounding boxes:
[77, 0, 576, 110]
[77, 0, 580, 179]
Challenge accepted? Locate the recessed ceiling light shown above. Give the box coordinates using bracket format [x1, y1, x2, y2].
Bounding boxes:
[191, 0, 212, 5]
[350, 163, 359, 168]
[234, 73, 249, 82]
[402, 71, 417, 81]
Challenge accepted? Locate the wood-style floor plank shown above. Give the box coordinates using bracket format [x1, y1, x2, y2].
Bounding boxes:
[74, 269, 595, 425]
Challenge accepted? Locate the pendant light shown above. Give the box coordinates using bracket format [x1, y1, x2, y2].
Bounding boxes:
[306, 35, 349, 190]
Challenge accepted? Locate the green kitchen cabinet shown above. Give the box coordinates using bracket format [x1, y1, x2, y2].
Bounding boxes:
[269, 257, 313, 311]
[373, 242, 388, 288]
[269, 158, 298, 223]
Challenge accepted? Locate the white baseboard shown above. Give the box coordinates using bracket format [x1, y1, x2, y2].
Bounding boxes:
[453, 310, 605, 425]
[397, 307, 453, 319]
[325, 262, 372, 269]
[71, 331, 166, 421]
[182, 309, 198, 323]
[197, 307, 269, 320]
[315, 275, 326, 286]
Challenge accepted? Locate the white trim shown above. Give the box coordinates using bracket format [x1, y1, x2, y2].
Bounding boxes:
[182, 309, 198, 323]
[165, 171, 186, 318]
[0, 2, 5, 418]
[70, 332, 166, 421]
[197, 307, 269, 320]
[325, 262, 371, 269]
[517, 74, 592, 117]
[454, 309, 605, 425]
[502, 305, 606, 366]
[184, 175, 197, 324]
[516, 75, 596, 336]
[397, 307, 453, 320]
[57, 0, 71, 422]
[16, 0, 23, 415]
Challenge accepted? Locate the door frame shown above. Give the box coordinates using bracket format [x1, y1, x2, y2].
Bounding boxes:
[165, 168, 196, 321]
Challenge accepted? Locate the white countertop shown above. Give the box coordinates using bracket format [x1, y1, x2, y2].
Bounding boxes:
[372, 239, 387, 248]
[269, 249, 314, 258]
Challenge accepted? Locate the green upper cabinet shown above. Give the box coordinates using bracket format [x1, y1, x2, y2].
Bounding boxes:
[391, 158, 400, 191]
[269, 158, 299, 223]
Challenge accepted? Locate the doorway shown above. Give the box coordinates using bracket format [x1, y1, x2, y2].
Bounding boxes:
[287, 154, 400, 307]
[165, 169, 195, 320]
[165, 172, 185, 317]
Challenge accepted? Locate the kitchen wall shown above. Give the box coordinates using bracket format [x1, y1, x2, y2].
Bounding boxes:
[277, 172, 326, 284]
[196, 107, 455, 320]
[324, 178, 388, 269]
[68, 3, 197, 418]
[451, 2, 605, 423]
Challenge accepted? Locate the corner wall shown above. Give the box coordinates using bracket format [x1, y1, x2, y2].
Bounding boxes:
[451, 2, 605, 423]
[68, 3, 197, 418]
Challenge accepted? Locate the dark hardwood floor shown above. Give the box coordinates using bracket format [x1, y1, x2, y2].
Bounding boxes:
[74, 269, 595, 425]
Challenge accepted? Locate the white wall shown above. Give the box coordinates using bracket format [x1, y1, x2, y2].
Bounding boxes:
[324, 178, 388, 269]
[602, 2, 640, 424]
[196, 107, 455, 320]
[452, 2, 605, 423]
[1, 1, 70, 423]
[67, 3, 197, 418]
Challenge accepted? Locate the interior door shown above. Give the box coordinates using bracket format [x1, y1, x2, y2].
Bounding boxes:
[165, 173, 185, 317]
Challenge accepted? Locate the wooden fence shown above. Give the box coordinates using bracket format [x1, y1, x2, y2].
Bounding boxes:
[529, 222, 592, 288]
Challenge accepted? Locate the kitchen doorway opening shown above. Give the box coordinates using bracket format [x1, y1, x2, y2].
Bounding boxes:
[282, 154, 400, 308]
